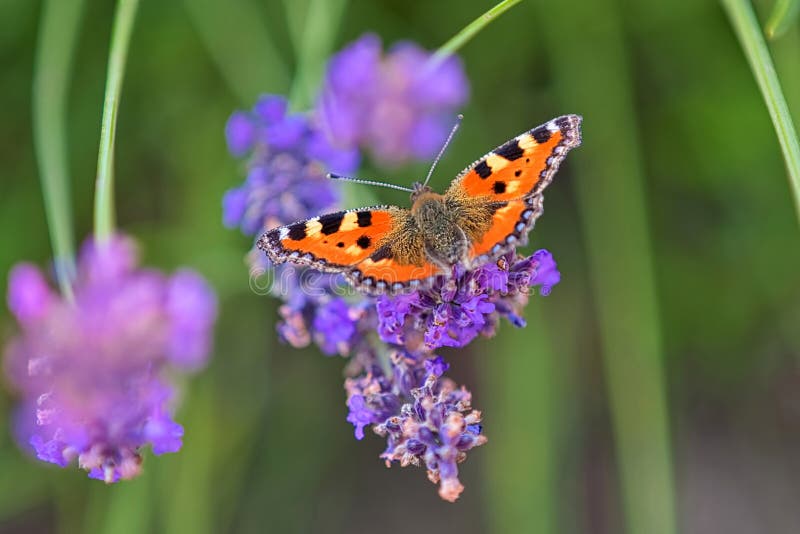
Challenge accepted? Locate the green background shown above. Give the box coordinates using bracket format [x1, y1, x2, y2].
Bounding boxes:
[2, 0, 800, 533]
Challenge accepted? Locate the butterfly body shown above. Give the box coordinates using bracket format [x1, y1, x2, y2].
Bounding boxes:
[258, 115, 582, 295]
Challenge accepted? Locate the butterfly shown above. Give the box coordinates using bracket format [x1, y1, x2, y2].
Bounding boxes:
[257, 115, 582, 295]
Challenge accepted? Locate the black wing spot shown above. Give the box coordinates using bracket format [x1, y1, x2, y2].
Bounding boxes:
[287, 222, 307, 241]
[495, 139, 524, 161]
[531, 127, 551, 144]
[370, 245, 393, 262]
[336, 242, 345, 248]
[474, 160, 493, 179]
[493, 181, 507, 194]
[356, 211, 372, 227]
[514, 170, 522, 177]
[356, 235, 372, 249]
[319, 212, 345, 235]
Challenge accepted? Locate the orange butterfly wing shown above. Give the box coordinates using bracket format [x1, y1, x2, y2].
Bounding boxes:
[468, 196, 543, 264]
[447, 115, 582, 202]
[259, 207, 396, 270]
[446, 115, 582, 265]
[346, 256, 442, 293]
[258, 206, 444, 294]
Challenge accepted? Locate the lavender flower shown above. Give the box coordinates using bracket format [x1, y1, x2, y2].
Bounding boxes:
[3, 235, 217, 482]
[376, 250, 561, 351]
[223, 53, 558, 502]
[223, 94, 359, 236]
[317, 33, 469, 166]
[345, 352, 486, 502]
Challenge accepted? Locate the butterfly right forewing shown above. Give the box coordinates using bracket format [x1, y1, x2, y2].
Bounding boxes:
[444, 115, 582, 267]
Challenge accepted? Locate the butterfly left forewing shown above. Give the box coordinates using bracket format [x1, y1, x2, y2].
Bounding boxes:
[258, 206, 397, 273]
[258, 206, 445, 294]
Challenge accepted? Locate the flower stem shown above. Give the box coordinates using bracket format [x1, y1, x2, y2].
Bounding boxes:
[765, 0, 800, 39]
[429, 0, 524, 68]
[32, 0, 86, 300]
[722, 0, 800, 225]
[94, 0, 140, 244]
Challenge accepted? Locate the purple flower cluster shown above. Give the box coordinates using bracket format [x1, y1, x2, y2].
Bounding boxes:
[3, 235, 217, 482]
[376, 250, 561, 351]
[223, 94, 359, 236]
[317, 33, 469, 166]
[221, 33, 561, 502]
[345, 352, 486, 502]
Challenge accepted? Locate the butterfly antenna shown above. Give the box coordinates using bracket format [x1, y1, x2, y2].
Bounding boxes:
[327, 173, 415, 193]
[422, 114, 463, 188]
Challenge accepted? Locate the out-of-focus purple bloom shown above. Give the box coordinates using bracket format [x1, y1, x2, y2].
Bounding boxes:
[345, 351, 486, 502]
[376, 250, 560, 351]
[7, 264, 53, 323]
[223, 94, 359, 236]
[3, 235, 217, 483]
[165, 270, 217, 370]
[225, 111, 256, 156]
[317, 33, 469, 166]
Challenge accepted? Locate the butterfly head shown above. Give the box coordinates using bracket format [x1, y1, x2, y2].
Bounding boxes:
[410, 181, 434, 202]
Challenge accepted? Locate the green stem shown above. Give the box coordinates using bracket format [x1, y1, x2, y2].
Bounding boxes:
[484, 306, 557, 533]
[765, 0, 800, 39]
[32, 0, 86, 299]
[539, 0, 677, 532]
[94, 0, 140, 244]
[429, 0, 524, 68]
[285, 0, 348, 110]
[722, 0, 800, 224]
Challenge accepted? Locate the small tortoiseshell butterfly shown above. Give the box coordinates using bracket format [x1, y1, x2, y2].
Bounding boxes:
[258, 115, 582, 295]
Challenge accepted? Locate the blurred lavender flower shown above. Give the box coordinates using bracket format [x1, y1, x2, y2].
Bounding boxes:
[376, 250, 560, 352]
[223, 94, 359, 236]
[317, 33, 469, 166]
[3, 235, 217, 482]
[345, 351, 486, 502]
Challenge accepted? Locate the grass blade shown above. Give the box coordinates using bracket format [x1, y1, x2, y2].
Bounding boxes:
[32, 0, 86, 298]
[483, 305, 558, 533]
[94, 0, 140, 243]
[766, 0, 800, 39]
[722, 0, 800, 224]
[428, 0, 523, 69]
[538, 0, 677, 532]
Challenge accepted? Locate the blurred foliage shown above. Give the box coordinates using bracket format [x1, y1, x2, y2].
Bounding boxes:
[2, 0, 800, 533]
